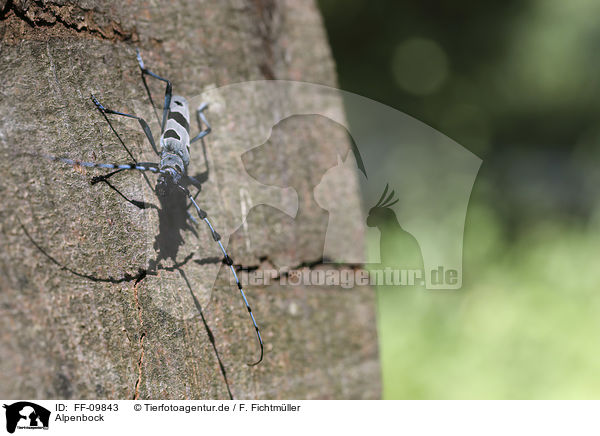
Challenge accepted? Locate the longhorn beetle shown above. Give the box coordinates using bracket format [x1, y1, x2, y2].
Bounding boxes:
[37, 50, 264, 366]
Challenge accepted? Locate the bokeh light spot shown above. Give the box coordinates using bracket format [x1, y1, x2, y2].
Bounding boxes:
[392, 37, 449, 95]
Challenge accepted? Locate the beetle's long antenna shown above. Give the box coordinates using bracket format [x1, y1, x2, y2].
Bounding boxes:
[183, 186, 264, 366]
[25, 153, 166, 175]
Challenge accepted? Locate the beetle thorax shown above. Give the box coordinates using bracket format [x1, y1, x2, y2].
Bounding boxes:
[159, 137, 188, 174]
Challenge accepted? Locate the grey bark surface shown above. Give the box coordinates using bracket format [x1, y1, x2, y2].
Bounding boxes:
[0, 0, 380, 399]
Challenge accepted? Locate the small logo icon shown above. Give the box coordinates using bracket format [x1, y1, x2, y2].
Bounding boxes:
[3, 402, 50, 434]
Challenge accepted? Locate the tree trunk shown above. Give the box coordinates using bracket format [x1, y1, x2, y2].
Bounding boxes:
[0, 0, 380, 399]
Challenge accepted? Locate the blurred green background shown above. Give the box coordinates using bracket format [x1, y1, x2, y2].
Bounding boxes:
[318, 0, 600, 398]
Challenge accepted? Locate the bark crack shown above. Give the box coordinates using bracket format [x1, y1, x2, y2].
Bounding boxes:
[0, 0, 138, 42]
[249, 0, 278, 80]
[236, 256, 363, 280]
[132, 271, 147, 400]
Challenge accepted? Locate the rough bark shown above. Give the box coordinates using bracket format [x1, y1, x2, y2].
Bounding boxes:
[0, 0, 380, 399]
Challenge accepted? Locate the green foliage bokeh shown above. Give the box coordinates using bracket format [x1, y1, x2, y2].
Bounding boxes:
[319, 0, 600, 398]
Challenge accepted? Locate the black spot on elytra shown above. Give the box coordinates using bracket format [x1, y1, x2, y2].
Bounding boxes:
[167, 111, 189, 131]
[163, 129, 181, 140]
